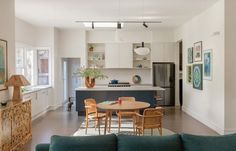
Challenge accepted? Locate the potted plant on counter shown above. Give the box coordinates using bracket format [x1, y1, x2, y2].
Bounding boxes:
[75, 67, 107, 88]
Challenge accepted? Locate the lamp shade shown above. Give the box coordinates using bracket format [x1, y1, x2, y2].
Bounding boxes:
[134, 47, 150, 55]
[5, 75, 30, 87]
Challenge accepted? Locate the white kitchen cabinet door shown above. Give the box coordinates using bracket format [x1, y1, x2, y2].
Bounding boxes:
[105, 43, 119, 68]
[119, 43, 133, 68]
[23, 92, 38, 118]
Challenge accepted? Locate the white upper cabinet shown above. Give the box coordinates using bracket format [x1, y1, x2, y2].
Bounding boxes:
[105, 43, 119, 68]
[151, 42, 175, 62]
[118, 43, 133, 68]
[105, 43, 133, 68]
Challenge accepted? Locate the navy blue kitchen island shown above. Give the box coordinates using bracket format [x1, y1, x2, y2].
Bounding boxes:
[75, 86, 164, 115]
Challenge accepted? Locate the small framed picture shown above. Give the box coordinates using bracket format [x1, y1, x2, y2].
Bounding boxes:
[193, 64, 203, 90]
[193, 41, 202, 62]
[0, 39, 8, 91]
[186, 65, 192, 84]
[203, 49, 213, 80]
[188, 47, 193, 64]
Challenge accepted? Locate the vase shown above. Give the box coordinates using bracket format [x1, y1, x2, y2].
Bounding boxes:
[85, 77, 95, 88]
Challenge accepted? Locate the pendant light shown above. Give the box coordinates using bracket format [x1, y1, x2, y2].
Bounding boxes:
[134, 42, 150, 55]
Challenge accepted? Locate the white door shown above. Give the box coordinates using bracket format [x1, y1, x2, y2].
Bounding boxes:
[62, 60, 68, 102]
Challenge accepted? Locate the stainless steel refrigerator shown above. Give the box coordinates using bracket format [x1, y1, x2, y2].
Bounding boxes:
[153, 62, 175, 106]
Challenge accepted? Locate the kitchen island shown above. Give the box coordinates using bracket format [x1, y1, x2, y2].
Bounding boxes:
[75, 85, 164, 115]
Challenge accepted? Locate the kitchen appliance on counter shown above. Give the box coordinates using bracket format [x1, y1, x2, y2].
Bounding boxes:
[108, 82, 131, 87]
[153, 62, 175, 106]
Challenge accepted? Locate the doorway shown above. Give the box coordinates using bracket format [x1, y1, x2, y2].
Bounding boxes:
[62, 58, 81, 103]
[178, 41, 183, 107]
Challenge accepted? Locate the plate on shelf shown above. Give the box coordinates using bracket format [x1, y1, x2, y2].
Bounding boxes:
[132, 75, 141, 84]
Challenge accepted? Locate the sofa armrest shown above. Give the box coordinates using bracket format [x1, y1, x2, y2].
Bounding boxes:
[36, 144, 50, 151]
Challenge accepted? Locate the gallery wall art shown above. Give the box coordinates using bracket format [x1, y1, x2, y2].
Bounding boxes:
[0, 39, 8, 91]
[193, 41, 202, 62]
[193, 64, 203, 90]
[188, 47, 193, 64]
[203, 49, 212, 80]
[186, 65, 192, 84]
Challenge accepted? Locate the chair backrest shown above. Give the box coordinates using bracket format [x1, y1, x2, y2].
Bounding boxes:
[155, 107, 165, 115]
[118, 97, 135, 102]
[142, 108, 163, 129]
[84, 98, 97, 115]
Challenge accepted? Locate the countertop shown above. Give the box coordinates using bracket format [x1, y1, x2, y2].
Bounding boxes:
[22, 85, 52, 95]
[75, 85, 165, 91]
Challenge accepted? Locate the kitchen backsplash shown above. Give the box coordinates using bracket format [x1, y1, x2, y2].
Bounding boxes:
[96, 69, 152, 85]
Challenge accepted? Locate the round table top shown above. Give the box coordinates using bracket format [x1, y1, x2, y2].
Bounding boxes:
[97, 101, 150, 111]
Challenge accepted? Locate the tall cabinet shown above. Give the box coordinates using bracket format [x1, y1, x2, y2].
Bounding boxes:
[105, 43, 133, 68]
[0, 100, 32, 151]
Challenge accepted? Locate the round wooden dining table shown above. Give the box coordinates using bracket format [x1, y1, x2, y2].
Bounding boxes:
[97, 101, 150, 135]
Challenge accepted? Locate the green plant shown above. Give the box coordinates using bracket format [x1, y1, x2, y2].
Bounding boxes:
[74, 67, 108, 80]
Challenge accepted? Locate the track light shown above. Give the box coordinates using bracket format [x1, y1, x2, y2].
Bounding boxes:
[117, 22, 122, 29]
[92, 22, 94, 29]
[143, 22, 148, 28]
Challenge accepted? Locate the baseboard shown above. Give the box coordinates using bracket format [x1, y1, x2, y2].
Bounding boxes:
[32, 105, 62, 121]
[224, 128, 236, 134]
[182, 106, 224, 135]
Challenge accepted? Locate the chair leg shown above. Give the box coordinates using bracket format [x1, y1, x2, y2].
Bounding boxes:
[151, 129, 153, 136]
[98, 118, 101, 135]
[132, 116, 135, 133]
[109, 112, 112, 132]
[118, 115, 121, 133]
[158, 128, 162, 136]
[85, 118, 88, 134]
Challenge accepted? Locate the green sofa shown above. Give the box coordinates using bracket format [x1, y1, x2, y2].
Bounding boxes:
[36, 133, 236, 151]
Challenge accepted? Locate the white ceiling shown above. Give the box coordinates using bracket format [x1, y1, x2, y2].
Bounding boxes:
[15, 0, 219, 29]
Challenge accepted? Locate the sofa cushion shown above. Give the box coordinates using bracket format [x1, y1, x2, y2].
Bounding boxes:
[118, 134, 183, 151]
[49, 134, 117, 151]
[181, 133, 236, 151]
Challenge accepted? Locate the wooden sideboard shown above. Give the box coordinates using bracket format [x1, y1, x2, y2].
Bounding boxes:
[0, 100, 32, 151]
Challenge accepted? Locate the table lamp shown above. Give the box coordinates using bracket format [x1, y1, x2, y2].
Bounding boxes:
[5, 75, 30, 101]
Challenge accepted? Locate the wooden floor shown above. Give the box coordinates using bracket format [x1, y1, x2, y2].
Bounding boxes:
[23, 106, 218, 151]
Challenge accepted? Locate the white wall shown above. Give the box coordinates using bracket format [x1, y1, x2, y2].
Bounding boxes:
[0, 0, 15, 100]
[58, 29, 86, 66]
[174, 0, 225, 134]
[225, 0, 236, 134]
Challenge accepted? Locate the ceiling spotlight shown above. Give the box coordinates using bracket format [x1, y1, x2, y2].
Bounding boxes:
[92, 21, 94, 29]
[117, 22, 122, 29]
[143, 22, 148, 28]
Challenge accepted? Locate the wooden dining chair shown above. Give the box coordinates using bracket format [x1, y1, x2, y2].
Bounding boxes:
[84, 98, 106, 135]
[116, 97, 136, 133]
[135, 108, 163, 136]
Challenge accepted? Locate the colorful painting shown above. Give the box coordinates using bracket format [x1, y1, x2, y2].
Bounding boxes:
[193, 64, 203, 90]
[186, 65, 192, 84]
[203, 49, 212, 80]
[0, 39, 8, 90]
[193, 41, 202, 62]
[188, 47, 193, 64]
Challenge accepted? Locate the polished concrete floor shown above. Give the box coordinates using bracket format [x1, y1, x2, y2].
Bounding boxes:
[23, 106, 218, 151]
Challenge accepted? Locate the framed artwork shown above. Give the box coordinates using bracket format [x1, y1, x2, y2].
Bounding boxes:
[186, 65, 192, 84]
[193, 64, 203, 90]
[193, 41, 202, 62]
[0, 39, 8, 91]
[188, 47, 193, 64]
[203, 49, 213, 80]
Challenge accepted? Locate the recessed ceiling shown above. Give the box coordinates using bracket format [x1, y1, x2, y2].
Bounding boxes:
[15, 0, 219, 29]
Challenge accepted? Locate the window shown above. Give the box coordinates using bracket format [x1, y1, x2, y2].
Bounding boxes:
[16, 44, 51, 86]
[37, 49, 50, 85]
